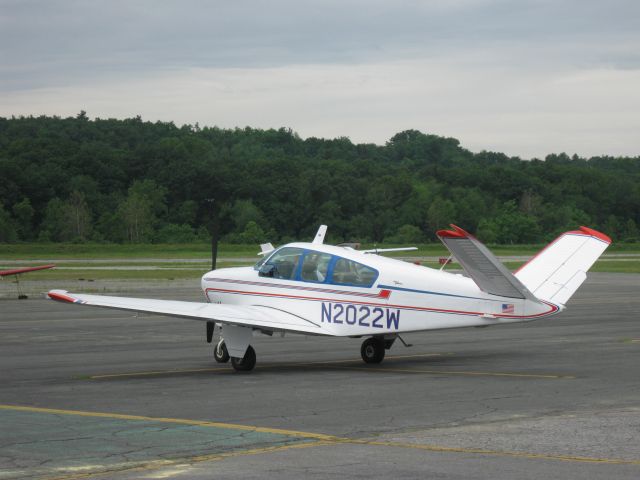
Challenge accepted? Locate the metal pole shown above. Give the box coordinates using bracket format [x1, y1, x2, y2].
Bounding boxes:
[206, 198, 219, 271]
[211, 218, 219, 271]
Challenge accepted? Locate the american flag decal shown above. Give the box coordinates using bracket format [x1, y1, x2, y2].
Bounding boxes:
[502, 303, 515, 314]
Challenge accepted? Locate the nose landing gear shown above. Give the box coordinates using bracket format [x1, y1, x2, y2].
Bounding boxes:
[213, 338, 230, 363]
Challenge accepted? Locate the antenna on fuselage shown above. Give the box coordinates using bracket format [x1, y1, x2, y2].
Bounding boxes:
[258, 243, 275, 256]
[312, 225, 327, 244]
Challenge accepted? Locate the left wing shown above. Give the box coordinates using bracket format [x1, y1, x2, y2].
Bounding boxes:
[48, 290, 329, 336]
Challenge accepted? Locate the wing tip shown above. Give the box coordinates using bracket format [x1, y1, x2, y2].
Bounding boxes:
[437, 224, 471, 239]
[48, 290, 75, 303]
[578, 226, 612, 244]
[566, 226, 612, 244]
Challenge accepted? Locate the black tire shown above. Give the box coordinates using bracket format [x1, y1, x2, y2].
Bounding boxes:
[361, 337, 385, 364]
[214, 339, 230, 363]
[231, 345, 257, 372]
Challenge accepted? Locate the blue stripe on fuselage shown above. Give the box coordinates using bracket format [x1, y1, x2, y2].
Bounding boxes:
[377, 284, 500, 302]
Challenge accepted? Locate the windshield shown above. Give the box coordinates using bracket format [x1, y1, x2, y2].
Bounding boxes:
[255, 247, 304, 280]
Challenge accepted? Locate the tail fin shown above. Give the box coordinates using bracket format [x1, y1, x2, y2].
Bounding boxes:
[514, 227, 611, 305]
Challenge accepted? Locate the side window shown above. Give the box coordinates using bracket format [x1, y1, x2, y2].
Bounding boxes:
[331, 258, 378, 287]
[300, 251, 332, 283]
[264, 247, 304, 280]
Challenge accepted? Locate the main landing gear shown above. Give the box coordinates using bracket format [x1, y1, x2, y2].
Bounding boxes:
[361, 337, 386, 363]
[209, 320, 406, 372]
[360, 336, 406, 365]
[230, 345, 256, 372]
[209, 322, 258, 372]
[212, 338, 256, 371]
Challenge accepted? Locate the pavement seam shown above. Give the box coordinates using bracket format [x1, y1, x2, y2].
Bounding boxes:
[44, 441, 331, 480]
[0, 404, 339, 441]
[3, 403, 639, 480]
[85, 352, 573, 381]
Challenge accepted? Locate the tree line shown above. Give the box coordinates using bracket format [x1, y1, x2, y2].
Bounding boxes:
[1, 113, 638, 245]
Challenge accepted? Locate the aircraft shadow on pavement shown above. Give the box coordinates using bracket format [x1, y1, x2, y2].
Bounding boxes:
[87, 350, 544, 381]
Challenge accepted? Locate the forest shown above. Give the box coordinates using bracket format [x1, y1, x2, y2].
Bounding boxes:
[1, 113, 638, 245]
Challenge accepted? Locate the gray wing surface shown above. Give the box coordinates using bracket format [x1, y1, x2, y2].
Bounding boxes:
[437, 225, 538, 300]
[48, 290, 328, 336]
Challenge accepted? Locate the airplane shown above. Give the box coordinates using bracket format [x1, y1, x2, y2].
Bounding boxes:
[48, 225, 610, 372]
[1, 264, 55, 299]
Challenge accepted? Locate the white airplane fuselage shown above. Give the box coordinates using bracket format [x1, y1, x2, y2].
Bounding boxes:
[47, 225, 609, 371]
[200, 242, 560, 338]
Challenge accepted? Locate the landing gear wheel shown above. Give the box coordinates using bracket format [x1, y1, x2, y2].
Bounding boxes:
[231, 345, 257, 372]
[361, 337, 385, 364]
[214, 339, 230, 363]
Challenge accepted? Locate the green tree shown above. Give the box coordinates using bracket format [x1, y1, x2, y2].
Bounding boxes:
[0, 202, 17, 242]
[427, 197, 456, 235]
[229, 199, 266, 232]
[12, 198, 34, 240]
[485, 201, 541, 244]
[476, 218, 498, 244]
[385, 224, 424, 243]
[154, 223, 198, 243]
[63, 191, 92, 241]
[0, 115, 639, 246]
[118, 192, 152, 243]
[603, 215, 621, 241]
[40, 198, 66, 241]
[117, 180, 167, 242]
[623, 219, 639, 242]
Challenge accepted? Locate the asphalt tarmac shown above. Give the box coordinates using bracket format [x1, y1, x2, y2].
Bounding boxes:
[1, 273, 639, 479]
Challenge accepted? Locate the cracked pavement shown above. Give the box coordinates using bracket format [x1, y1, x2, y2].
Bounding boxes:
[1, 273, 639, 479]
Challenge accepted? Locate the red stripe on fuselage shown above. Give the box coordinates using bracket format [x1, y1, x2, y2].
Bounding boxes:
[204, 287, 559, 320]
[204, 277, 387, 298]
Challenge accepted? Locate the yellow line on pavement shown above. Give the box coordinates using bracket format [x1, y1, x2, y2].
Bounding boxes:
[89, 366, 230, 379]
[331, 365, 574, 379]
[299, 352, 450, 365]
[48, 441, 331, 480]
[0, 404, 339, 441]
[2, 403, 639, 476]
[356, 440, 640, 465]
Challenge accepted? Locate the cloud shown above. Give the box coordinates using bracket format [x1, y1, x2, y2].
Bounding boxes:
[3, 0, 639, 88]
[1, 0, 639, 157]
[4, 60, 639, 158]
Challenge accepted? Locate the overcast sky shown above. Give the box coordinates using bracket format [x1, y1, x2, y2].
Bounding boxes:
[1, 0, 639, 158]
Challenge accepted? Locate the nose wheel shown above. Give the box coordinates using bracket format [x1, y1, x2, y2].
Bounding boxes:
[361, 337, 385, 364]
[213, 339, 230, 363]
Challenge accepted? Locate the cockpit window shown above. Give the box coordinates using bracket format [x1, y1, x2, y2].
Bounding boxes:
[331, 257, 378, 287]
[300, 251, 332, 283]
[256, 246, 377, 287]
[254, 254, 268, 270]
[261, 247, 304, 280]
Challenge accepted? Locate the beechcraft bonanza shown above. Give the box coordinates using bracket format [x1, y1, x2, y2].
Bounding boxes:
[48, 225, 611, 372]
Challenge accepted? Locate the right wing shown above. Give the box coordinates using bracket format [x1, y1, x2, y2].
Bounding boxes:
[48, 290, 328, 336]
